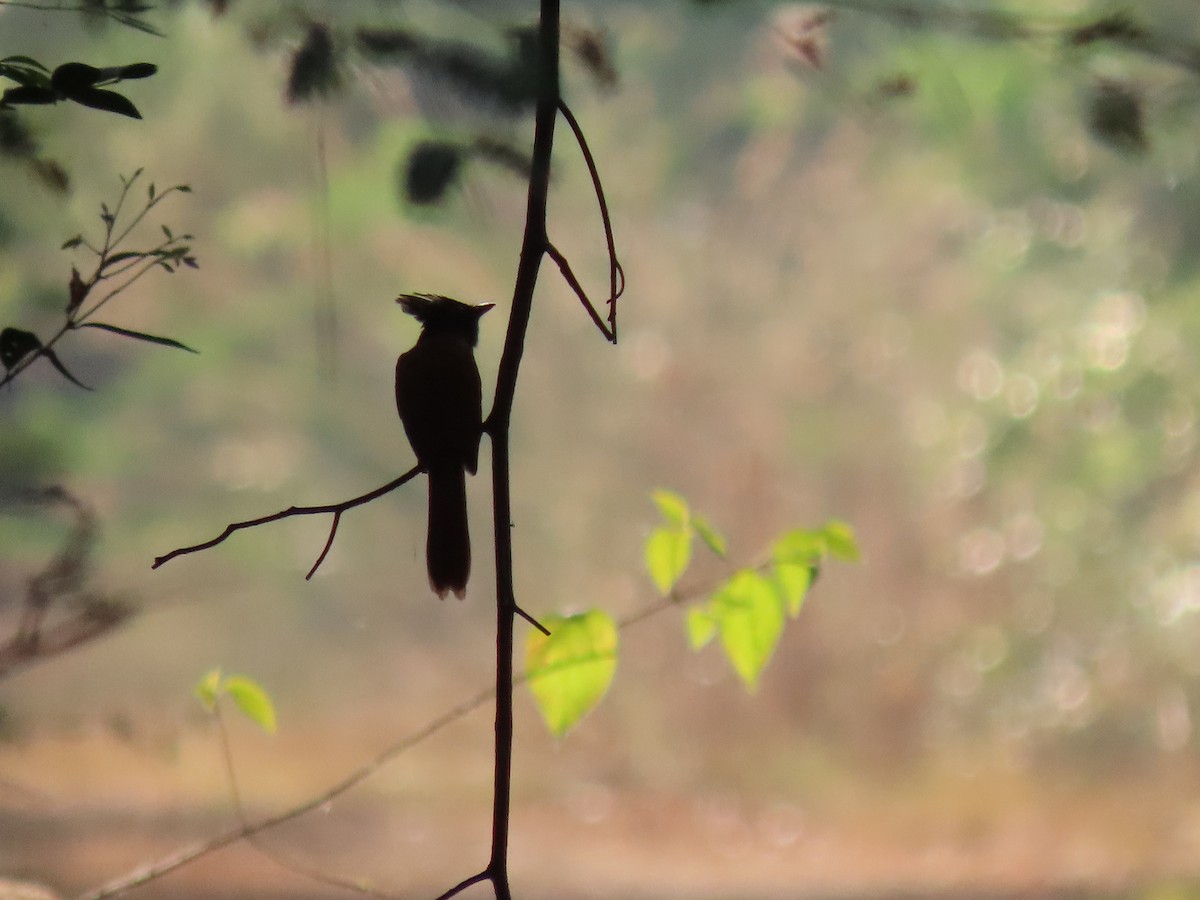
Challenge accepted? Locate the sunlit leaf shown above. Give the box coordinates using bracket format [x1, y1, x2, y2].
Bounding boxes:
[821, 520, 860, 562]
[525, 610, 618, 738]
[194, 667, 222, 711]
[645, 525, 691, 595]
[692, 514, 728, 557]
[711, 569, 785, 691]
[686, 605, 717, 649]
[772, 559, 813, 618]
[650, 488, 689, 526]
[772, 527, 827, 566]
[80, 322, 198, 353]
[223, 675, 277, 734]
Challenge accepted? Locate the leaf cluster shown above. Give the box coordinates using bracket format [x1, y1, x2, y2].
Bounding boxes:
[1, 170, 197, 391]
[522, 492, 859, 738]
[1, 57, 158, 120]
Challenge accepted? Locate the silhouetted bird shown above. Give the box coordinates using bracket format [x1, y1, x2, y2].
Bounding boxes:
[395, 294, 494, 598]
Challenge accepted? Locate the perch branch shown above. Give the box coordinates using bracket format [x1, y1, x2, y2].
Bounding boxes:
[152, 468, 419, 574]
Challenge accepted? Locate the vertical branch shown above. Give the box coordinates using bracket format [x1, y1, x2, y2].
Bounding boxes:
[484, 0, 560, 896]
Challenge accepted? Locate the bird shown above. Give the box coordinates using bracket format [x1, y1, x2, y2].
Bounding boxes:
[395, 293, 494, 598]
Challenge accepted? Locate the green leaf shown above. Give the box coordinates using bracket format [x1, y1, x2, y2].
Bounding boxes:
[644, 525, 692, 595]
[773, 560, 813, 618]
[194, 667, 222, 711]
[711, 569, 785, 692]
[772, 527, 828, 566]
[686, 605, 717, 649]
[223, 675, 277, 734]
[692, 514, 728, 557]
[80, 322, 198, 353]
[525, 610, 618, 738]
[821, 520, 861, 562]
[650, 488, 689, 526]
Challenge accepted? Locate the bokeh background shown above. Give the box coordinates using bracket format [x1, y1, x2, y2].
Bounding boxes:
[4, 1, 1200, 897]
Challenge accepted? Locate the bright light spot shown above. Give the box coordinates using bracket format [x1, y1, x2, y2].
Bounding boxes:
[1005, 373, 1040, 419]
[1155, 564, 1200, 625]
[1045, 654, 1091, 714]
[959, 527, 1005, 576]
[972, 625, 1008, 672]
[957, 414, 989, 458]
[1006, 512, 1045, 561]
[982, 210, 1032, 269]
[957, 348, 1004, 401]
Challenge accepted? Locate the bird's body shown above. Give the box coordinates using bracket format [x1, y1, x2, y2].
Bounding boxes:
[395, 294, 493, 598]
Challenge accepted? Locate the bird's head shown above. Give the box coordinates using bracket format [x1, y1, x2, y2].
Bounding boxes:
[397, 294, 494, 346]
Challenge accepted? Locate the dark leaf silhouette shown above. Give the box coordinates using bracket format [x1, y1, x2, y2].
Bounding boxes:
[1088, 79, 1147, 154]
[2, 85, 58, 106]
[471, 136, 532, 178]
[68, 87, 142, 119]
[41, 347, 92, 390]
[354, 27, 419, 60]
[287, 23, 340, 104]
[1067, 13, 1146, 47]
[117, 63, 157, 80]
[30, 159, 69, 193]
[0, 327, 41, 370]
[51, 63, 105, 94]
[67, 267, 88, 314]
[404, 141, 464, 205]
[80, 322, 198, 353]
[0, 111, 37, 157]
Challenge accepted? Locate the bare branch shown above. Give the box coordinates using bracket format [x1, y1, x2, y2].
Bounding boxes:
[557, 97, 623, 341]
[545, 240, 613, 341]
[152, 468, 420, 571]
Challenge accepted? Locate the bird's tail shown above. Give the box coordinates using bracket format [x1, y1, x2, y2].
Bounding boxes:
[426, 465, 470, 599]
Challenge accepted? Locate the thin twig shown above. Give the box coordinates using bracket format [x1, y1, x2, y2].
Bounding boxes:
[79, 684, 497, 900]
[545, 240, 613, 341]
[152, 469, 419, 572]
[514, 604, 550, 636]
[556, 97, 623, 341]
[434, 870, 490, 900]
[80, 553, 755, 899]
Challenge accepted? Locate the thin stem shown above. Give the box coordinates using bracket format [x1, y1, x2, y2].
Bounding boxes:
[545, 240, 613, 341]
[481, 0, 560, 896]
[152, 469, 419, 571]
[556, 97, 623, 338]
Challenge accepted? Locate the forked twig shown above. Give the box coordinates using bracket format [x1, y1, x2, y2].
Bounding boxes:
[557, 97, 623, 340]
[152, 468, 420, 576]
